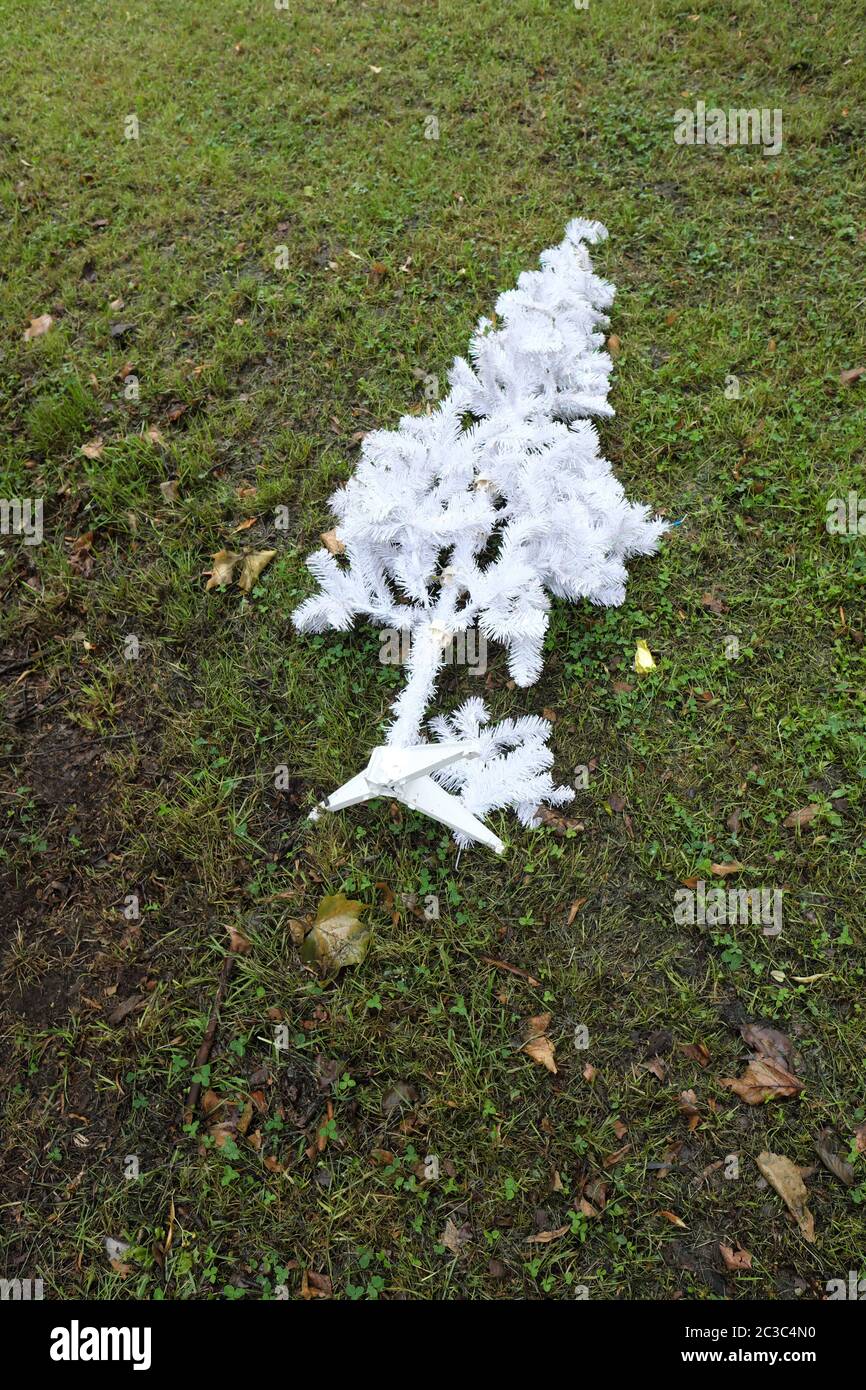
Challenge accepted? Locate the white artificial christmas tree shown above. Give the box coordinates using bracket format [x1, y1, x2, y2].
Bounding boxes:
[294, 219, 666, 851]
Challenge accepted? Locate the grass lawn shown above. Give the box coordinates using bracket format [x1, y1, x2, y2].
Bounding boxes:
[1, 0, 865, 1301]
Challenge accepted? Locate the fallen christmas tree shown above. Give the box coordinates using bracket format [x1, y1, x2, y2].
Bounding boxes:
[293, 219, 666, 851]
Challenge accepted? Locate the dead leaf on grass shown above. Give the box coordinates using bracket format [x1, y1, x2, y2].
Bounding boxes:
[441, 1218, 471, 1255]
[237, 549, 276, 592]
[783, 803, 821, 829]
[755, 1151, 816, 1242]
[300, 893, 371, 974]
[23, 313, 54, 341]
[720, 1055, 804, 1105]
[719, 1242, 752, 1272]
[205, 549, 241, 590]
[522, 1013, 557, 1074]
[526, 1225, 569, 1244]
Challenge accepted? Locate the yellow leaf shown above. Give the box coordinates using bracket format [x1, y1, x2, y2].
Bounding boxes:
[237, 549, 276, 592]
[205, 549, 242, 590]
[634, 639, 656, 675]
[300, 893, 371, 974]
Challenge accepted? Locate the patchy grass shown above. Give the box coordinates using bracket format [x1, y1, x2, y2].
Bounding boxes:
[1, 0, 865, 1301]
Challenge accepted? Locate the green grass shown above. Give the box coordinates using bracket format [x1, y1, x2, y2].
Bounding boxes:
[1, 0, 865, 1301]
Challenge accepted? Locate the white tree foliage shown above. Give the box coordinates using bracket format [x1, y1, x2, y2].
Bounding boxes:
[293, 219, 665, 843]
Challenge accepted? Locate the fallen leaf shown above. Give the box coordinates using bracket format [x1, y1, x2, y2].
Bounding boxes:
[300, 892, 371, 974]
[726, 807, 742, 834]
[226, 923, 252, 955]
[612, 679, 634, 695]
[710, 861, 742, 877]
[24, 314, 55, 341]
[68, 531, 96, 578]
[526, 1225, 569, 1244]
[522, 1014, 557, 1074]
[205, 549, 241, 590]
[231, 517, 257, 533]
[680, 1041, 711, 1067]
[721, 1055, 804, 1105]
[159, 479, 180, 503]
[634, 639, 656, 675]
[567, 898, 587, 924]
[607, 333, 621, 356]
[783, 803, 820, 830]
[701, 591, 727, 615]
[146, 426, 166, 447]
[719, 1242, 752, 1272]
[659, 1210, 687, 1228]
[532, 804, 584, 835]
[441, 1218, 471, 1255]
[301, 1270, 332, 1299]
[582, 1061, 596, 1081]
[320, 529, 345, 555]
[814, 1129, 855, 1188]
[80, 438, 104, 460]
[839, 366, 864, 386]
[237, 549, 276, 592]
[740, 1022, 795, 1070]
[756, 1151, 816, 1242]
[679, 1089, 701, 1130]
[643, 1055, 666, 1081]
[368, 261, 388, 287]
[108, 994, 145, 1025]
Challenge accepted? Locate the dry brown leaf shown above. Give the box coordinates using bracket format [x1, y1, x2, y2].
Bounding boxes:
[23, 313, 54, 341]
[237, 549, 276, 592]
[679, 1089, 701, 1130]
[710, 861, 743, 877]
[146, 426, 166, 447]
[719, 1242, 752, 1272]
[319, 528, 343, 556]
[659, 1210, 687, 1229]
[814, 1129, 856, 1188]
[756, 1151, 816, 1242]
[80, 438, 104, 460]
[526, 1225, 569, 1244]
[740, 1022, 795, 1070]
[582, 1061, 596, 1082]
[532, 804, 584, 835]
[783, 803, 820, 830]
[231, 517, 257, 533]
[643, 1055, 666, 1081]
[522, 1014, 557, 1073]
[607, 333, 621, 356]
[680, 1041, 711, 1067]
[441, 1218, 471, 1255]
[226, 923, 252, 955]
[701, 591, 727, 615]
[567, 898, 587, 924]
[855, 1119, 866, 1155]
[720, 1055, 804, 1105]
[205, 549, 241, 590]
[159, 479, 180, 503]
[839, 366, 864, 386]
[602, 1143, 631, 1168]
